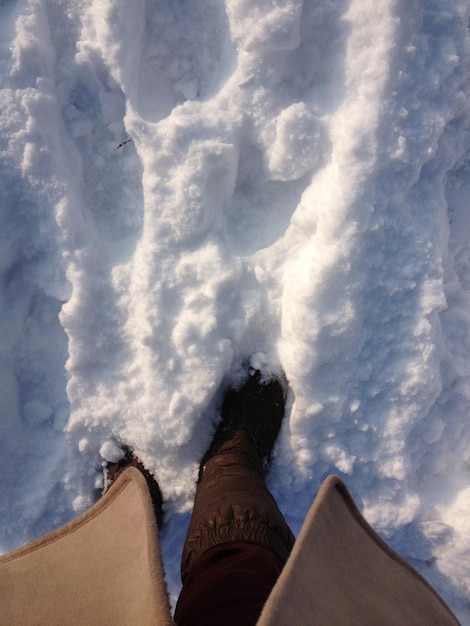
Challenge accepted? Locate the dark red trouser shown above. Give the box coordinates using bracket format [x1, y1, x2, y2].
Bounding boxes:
[175, 433, 295, 626]
[174, 541, 284, 626]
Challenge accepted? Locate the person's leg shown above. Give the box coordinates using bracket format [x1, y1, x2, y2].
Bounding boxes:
[175, 542, 284, 626]
[175, 369, 295, 626]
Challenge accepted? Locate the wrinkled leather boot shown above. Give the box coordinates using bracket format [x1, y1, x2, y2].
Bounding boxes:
[181, 370, 295, 582]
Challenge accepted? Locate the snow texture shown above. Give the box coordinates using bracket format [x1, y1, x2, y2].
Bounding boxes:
[1, 0, 470, 620]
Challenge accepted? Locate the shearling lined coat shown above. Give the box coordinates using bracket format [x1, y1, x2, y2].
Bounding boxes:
[0, 467, 459, 625]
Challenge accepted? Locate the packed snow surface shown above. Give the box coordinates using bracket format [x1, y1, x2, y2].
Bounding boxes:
[1, 0, 470, 620]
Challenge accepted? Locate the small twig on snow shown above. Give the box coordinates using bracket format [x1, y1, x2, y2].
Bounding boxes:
[114, 138, 133, 151]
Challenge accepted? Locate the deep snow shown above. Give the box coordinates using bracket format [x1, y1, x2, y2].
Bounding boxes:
[1, 0, 470, 620]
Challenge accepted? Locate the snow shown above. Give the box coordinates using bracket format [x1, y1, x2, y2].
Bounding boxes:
[1, 0, 469, 620]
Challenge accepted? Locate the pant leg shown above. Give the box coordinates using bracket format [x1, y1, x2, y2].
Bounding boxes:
[174, 542, 284, 626]
[176, 432, 295, 624]
[180, 432, 295, 581]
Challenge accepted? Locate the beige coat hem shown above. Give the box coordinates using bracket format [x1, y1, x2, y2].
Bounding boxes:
[258, 475, 459, 625]
[0, 467, 174, 626]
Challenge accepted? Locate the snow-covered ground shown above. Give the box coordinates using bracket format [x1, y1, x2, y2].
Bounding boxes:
[1, 0, 470, 620]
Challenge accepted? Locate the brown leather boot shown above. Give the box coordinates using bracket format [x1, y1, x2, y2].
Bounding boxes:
[181, 369, 295, 582]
